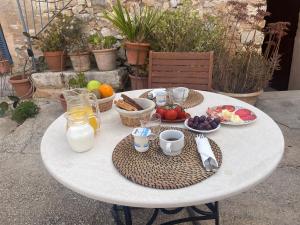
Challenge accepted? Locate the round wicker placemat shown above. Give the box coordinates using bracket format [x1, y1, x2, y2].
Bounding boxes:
[139, 90, 204, 109]
[112, 127, 222, 189]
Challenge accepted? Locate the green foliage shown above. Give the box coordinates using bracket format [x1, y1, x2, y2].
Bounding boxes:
[88, 34, 117, 50]
[36, 14, 75, 52]
[103, 0, 161, 42]
[68, 72, 88, 89]
[149, 2, 224, 52]
[11, 101, 39, 124]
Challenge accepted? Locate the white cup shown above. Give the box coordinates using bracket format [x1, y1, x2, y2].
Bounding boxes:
[159, 130, 184, 156]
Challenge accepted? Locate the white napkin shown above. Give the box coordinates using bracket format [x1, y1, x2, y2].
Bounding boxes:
[195, 137, 219, 172]
[149, 88, 166, 98]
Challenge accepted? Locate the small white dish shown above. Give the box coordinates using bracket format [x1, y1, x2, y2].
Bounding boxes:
[184, 119, 221, 133]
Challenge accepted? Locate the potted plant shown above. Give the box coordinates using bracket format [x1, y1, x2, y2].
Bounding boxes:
[129, 65, 149, 90]
[0, 52, 11, 74]
[149, 3, 223, 53]
[65, 17, 91, 72]
[88, 33, 117, 71]
[103, 0, 161, 65]
[36, 14, 69, 72]
[212, 1, 289, 105]
[9, 56, 34, 99]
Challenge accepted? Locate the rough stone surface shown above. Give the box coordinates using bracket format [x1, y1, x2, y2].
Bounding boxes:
[31, 67, 129, 97]
[0, 91, 299, 225]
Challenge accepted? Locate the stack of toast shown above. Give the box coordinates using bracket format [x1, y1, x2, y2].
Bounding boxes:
[114, 94, 144, 111]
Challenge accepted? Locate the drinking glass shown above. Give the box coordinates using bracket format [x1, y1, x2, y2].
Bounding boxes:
[140, 113, 161, 140]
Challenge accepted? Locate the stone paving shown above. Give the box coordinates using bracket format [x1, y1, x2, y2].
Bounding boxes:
[0, 91, 299, 225]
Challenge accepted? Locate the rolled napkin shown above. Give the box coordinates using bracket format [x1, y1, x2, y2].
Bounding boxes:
[195, 136, 219, 172]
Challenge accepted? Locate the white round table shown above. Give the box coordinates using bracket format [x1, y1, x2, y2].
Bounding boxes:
[41, 90, 284, 224]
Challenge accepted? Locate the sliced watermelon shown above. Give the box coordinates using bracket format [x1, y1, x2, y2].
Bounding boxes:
[222, 105, 235, 112]
[235, 108, 252, 116]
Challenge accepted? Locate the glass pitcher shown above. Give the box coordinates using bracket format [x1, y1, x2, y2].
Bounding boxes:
[63, 88, 101, 133]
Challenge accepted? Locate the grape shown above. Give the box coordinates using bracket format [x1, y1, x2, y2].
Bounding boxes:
[188, 118, 194, 123]
[207, 117, 213, 123]
[213, 117, 221, 124]
[188, 120, 193, 127]
[205, 124, 212, 130]
[210, 121, 218, 129]
[199, 115, 206, 122]
[198, 124, 205, 130]
[194, 116, 200, 123]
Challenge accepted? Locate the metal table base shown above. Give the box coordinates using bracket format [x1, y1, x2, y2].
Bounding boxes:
[112, 202, 219, 225]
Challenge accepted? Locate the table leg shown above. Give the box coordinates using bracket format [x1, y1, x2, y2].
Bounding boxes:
[112, 202, 219, 225]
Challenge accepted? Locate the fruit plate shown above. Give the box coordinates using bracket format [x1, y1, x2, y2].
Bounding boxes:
[184, 119, 221, 133]
[207, 105, 257, 126]
[162, 113, 191, 123]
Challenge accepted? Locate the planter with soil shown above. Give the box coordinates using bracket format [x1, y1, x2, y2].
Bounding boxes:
[215, 89, 263, 105]
[9, 75, 34, 99]
[125, 42, 150, 65]
[44, 51, 66, 72]
[0, 60, 11, 74]
[129, 74, 148, 90]
[93, 48, 117, 71]
[69, 52, 91, 72]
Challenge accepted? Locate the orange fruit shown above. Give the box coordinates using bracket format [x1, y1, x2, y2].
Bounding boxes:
[99, 84, 114, 98]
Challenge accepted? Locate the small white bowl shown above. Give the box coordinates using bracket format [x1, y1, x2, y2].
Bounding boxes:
[184, 119, 221, 133]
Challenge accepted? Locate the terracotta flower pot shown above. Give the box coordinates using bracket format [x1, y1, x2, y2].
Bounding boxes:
[129, 74, 148, 90]
[44, 51, 66, 72]
[59, 94, 67, 112]
[8, 75, 33, 99]
[69, 52, 91, 72]
[125, 42, 150, 65]
[215, 89, 263, 105]
[0, 60, 11, 74]
[93, 48, 117, 71]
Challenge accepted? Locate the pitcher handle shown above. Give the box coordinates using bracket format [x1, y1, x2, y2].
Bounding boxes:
[88, 92, 101, 123]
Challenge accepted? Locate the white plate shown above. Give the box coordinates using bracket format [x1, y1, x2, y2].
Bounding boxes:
[207, 105, 257, 126]
[184, 119, 221, 133]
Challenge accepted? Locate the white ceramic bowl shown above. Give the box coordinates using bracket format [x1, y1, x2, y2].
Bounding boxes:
[184, 119, 221, 133]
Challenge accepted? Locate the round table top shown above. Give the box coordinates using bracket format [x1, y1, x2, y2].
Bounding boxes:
[41, 90, 284, 208]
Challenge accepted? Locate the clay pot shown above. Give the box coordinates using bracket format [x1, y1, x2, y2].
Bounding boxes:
[8, 75, 33, 99]
[44, 51, 66, 72]
[0, 60, 11, 74]
[125, 42, 150, 65]
[215, 90, 263, 105]
[129, 75, 148, 90]
[59, 94, 67, 112]
[92, 48, 117, 71]
[69, 52, 91, 72]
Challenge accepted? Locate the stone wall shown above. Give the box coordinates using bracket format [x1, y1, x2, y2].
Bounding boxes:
[0, 0, 265, 72]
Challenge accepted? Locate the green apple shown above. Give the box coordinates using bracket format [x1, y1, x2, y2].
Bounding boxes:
[87, 80, 101, 91]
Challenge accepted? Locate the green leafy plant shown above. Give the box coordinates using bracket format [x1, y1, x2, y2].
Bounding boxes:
[64, 17, 89, 53]
[150, 1, 224, 52]
[68, 72, 88, 89]
[36, 14, 74, 52]
[88, 34, 117, 50]
[103, 0, 161, 42]
[11, 101, 39, 124]
[213, 1, 289, 93]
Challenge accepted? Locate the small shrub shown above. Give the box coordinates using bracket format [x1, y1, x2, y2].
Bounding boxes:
[11, 101, 39, 124]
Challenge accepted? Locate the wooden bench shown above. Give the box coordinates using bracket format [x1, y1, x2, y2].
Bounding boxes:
[148, 51, 213, 91]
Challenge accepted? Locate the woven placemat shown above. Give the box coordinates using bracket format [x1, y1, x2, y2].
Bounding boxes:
[112, 127, 222, 189]
[139, 90, 204, 109]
